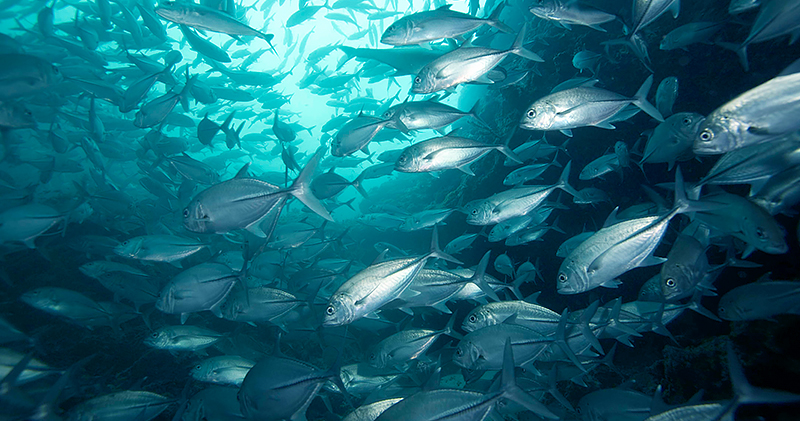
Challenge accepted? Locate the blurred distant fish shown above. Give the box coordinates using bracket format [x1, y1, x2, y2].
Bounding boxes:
[655, 76, 678, 118]
[718, 280, 800, 320]
[660, 22, 724, 51]
[640, 112, 703, 169]
[529, 0, 617, 31]
[0, 54, 62, 99]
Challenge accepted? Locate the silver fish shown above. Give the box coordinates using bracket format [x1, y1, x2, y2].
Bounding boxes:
[718, 280, 800, 320]
[655, 76, 679, 118]
[412, 26, 542, 94]
[639, 112, 703, 169]
[520, 75, 664, 133]
[529, 0, 617, 31]
[395, 134, 521, 174]
[381, 4, 512, 45]
[191, 355, 255, 386]
[693, 71, 800, 154]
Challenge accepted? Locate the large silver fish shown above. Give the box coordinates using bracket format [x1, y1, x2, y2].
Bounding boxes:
[183, 148, 333, 237]
[380, 4, 512, 46]
[520, 75, 664, 134]
[394, 134, 521, 174]
[693, 71, 800, 154]
[412, 26, 542, 94]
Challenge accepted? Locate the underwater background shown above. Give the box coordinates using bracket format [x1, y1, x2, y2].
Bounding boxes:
[1, 0, 800, 419]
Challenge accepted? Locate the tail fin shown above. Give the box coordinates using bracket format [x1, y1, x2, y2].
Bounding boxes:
[427, 225, 463, 265]
[717, 41, 748, 71]
[485, 2, 513, 34]
[509, 24, 543, 62]
[289, 147, 334, 221]
[441, 311, 463, 340]
[467, 100, 493, 131]
[632, 75, 664, 122]
[469, 251, 500, 301]
[500, 339, 559, 419]
[555, 161, 579, 197]
[728, 341, 800, 408]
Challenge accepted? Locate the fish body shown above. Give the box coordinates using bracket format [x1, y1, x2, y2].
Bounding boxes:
[156, 263, 237, 318]
[144, 325, 223, 351]
[655, 76, 679, 118]
[529, 0, 617, 31]
[718, 280, 800, 320]
[324, 247, 454, 326]
[191, 356, 255, 386]
[640, 112, 703, 168]
[660, 233, 709, 301]
[0, 204, 62, 249]
[395, 135, 520, 174]
[381, 5, 512, 45]
[67, 391, 172, 421]
[412, 27, 542, 94]
[694, 191, 788, 255]
[462, 300, 561, 334]
[629, 0, 680, 37]
[520, 76, 663, 132]
[155, 1, 275, 47]
[113, 235, 208, 263]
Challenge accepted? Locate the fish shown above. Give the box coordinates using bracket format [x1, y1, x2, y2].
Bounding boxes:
[156, 262, 238, 323]
[382, 98, 488, 132]
[144, 325, 223, 352]
[718, 279, 800, 320]
[660, 232, 711, 301]
[395, 134, 521, 174]
[66, 391, 173, 421]
[557, 169, 704, 294]
[529, 0, 617, 31]
[155, 1, 276, 52]
[639, 112, 703, 169]
[660, 22, 725, 51]
[113, 235, 209, 265]
[628, 0, 680, 38]
[183, 147, 333, 238]
[0, 54, 62, 99]
[655, 76, 678, 118]
[412, 26, 542, 94]
[520, 75, 664, 135]
[190, 355, 255, 386]
[368, 314, 459, 369]
[323, 229, 460, 326]
[694, 71, 800, 155]
[381, 4, 512, 46]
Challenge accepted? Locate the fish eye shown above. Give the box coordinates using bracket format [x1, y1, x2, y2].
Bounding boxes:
[151, 332, 158, 338]
[755, 227, 766, 239]
[558, 273, 567, 283]
[326, 305, 335, 315]
[526, 109, 536, 118]
[195, 365, 201, 370]
[719, 307, 726, 313]
[183, 209, 189, 218]
[699, 129, 713, 142]
[369, 353, 376, 360]
[455, 348, 462, 356]
[414, 76, 421, 84]
[682, 117, 692, 125]
[468, 315, 476, 323]
[665, 278, 676, 288]
[471, 209, 478, 215]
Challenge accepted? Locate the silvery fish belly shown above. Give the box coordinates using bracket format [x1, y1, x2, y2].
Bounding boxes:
[184, 178, 283, 234]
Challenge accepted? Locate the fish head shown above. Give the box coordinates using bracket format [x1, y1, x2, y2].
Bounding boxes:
[464, 201, 494, 225]
[528, 0, 559, 18]
[380, 18, 413, 45]
[144, 329, 169, 348]
[398, 216, 420, 232]
[453, 339, 482, 370]
[19, 288, 54, 310]
[154, 1, 184, 20]
[411, 69, 437, 95]
[659, 263, 695, 301]
[462, 307, 495, 332]
[742, 219, 788, 255]
[717, 294, 746, 321]
[322, 294, 354, 326]
[0, 102, 36, 129]
[190, 361, 209, 381]
[367, 347, 388, 369]
[394, 148, 419, 172]
[579, 163, 602, 180]
[183, 199, 214, 234]
[113, 237, 142, 258]
[487, 224, 507, 242]
[556, 260, 587, 295]
[519, 101, 556, 131]
[78, 262, 100, 279]
[693, 112, 740, 155]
